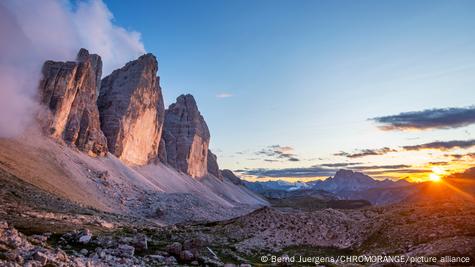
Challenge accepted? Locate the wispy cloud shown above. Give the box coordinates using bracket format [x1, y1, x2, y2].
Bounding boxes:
[334, 147, 396, 158]
[350, 164, 411, 170]
[444, 152, 475, 160]
[319, 162, 363, 167]
[237, 166, 335, 178]
[216, 92, 233, 98]
[364, 169, 431, 175]
[238, 163, 418, 179]
[256, 145, 300, 162]
[402, 139, 475, 151]
[371, 106, 475, 131]
[335, 139, 475, 158]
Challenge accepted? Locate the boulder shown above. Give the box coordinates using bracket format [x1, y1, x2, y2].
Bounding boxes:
[98, 53, 165, 165]
[166, 242, 182, 256]
[180, 250, 194, 261]
[133, 233, 148, 251]
[117, 244, 135, 257]
[39, 48, 108, 156]
[33, 251, 48, 265]
[160, 95, 210, 178]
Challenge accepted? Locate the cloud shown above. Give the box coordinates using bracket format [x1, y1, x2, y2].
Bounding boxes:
[256, 145, 300, 162]
[237, 166, 336, 178]
[319, 162, 363, 167]
[428, 161, 450, 166]
[216, 92, 233, 98]
[444, 152, 475, 161]
[402, 139, 475, 151]
[371, 106, 475, 131]
[335, 139, 475, 159]
[238, 163, 418, 179]
[334, 147, 396, 158]
[349, 164, 411, 170]
[0, 0, 145, 137]
[364, 169, 431, 175]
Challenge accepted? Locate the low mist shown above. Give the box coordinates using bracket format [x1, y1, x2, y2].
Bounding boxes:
[0, 0, 146, 137]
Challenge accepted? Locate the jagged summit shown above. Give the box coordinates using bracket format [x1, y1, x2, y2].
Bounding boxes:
[39, 49, 224, 179]
[39, 48, 107, 156]
[98, 51, 164, 165]
[159, 94, 211, 178]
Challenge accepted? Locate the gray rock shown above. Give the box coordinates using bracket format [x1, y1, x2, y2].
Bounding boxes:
[148, 254, 165, 262]
[78, 235, 91, 244]
[207, 150, 223, 180]
[160, 94, 210, 178]
[183, 237, 205, 252]
[33, 251, 48, 265]
[165, 256, 177, 264]
[166, 242, 182, 256]
[180, 250, 194, 261]
[98, 53, 165, 165]
[118, 244, 135, 257]
[133, 233, 148, 251]
[39, 48, 108, 156]
[78, 229, 92, 244]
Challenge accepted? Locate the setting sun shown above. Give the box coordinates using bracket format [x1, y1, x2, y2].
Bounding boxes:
[429, 166, 446, 182]
[429, 173, 441, 182]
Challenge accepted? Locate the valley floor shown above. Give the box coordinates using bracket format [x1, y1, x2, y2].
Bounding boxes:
[1, 169, 474, 266]
[0, 136, 474, 266]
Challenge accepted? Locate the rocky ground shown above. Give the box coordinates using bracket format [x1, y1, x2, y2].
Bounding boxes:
[1, 167, 474, 267]
[1, 153, 474, 266]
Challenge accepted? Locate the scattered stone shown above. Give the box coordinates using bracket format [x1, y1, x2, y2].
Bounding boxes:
[167, 241, 182, 256]
[78, 229, 92, 244]
[165, 256, 177, 264]
[33, 251, 48, 265]
[180, 249, 194, 261]
[133, 233, 148, 251]
[118, 244, 135, 257]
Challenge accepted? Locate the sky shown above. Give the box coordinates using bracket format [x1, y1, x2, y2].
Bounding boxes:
[4, 0, 474, 182]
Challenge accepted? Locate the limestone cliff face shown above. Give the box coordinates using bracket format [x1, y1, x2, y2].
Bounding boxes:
[98, 54, 165, 165]
[207, 150, 223, 180]
[160, 95, 210, 178]
[39, 50, 221, 178]
[39, 48, 108, 156]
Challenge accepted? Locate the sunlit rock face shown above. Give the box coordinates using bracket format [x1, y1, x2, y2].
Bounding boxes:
[207, 150, 223, 180]
[39, 48, 108, 156]
[161, 94, 210, 178]
[98, 54, 165, 165]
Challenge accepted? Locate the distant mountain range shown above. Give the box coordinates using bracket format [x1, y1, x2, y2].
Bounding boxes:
[244, 169, 415, 205]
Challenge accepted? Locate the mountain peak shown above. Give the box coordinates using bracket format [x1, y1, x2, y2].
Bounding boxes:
[39, 48, 107, 156]
[333, 169, 374, 183]
[160, 93, 211, 178]
[98, 53, 164, 165]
